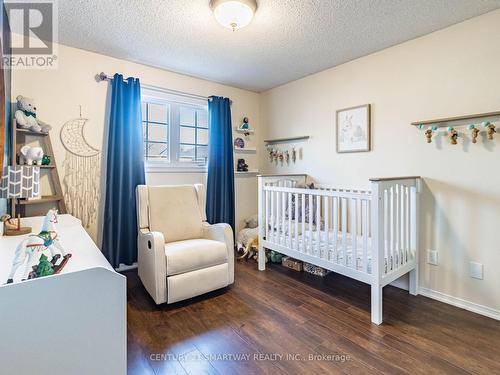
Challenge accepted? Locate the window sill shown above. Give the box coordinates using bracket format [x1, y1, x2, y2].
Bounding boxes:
[145, 163, 207, 174]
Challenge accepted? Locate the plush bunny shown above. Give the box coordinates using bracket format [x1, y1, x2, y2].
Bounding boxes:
[15, 95, 52, 133]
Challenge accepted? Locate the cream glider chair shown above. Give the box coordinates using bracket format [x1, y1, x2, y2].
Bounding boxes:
[136, 184, 234, 304]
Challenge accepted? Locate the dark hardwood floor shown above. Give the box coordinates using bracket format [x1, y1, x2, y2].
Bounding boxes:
[125, 260, 500, 375]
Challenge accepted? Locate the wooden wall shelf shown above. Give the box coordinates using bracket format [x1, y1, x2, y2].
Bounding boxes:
[264, 136, 310, 144]
[411, 111, 500, 128]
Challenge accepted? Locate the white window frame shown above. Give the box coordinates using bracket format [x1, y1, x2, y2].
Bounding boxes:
[142, 86, 208, 173]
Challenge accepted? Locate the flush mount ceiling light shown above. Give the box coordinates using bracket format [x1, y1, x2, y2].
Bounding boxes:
[210, 0, 257, 31]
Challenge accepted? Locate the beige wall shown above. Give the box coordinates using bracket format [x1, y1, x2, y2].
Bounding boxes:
[259, 10, 500, 312]
[12, 43, 260, 241]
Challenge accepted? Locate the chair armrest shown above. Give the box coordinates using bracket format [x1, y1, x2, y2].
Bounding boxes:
[202, 223, 234, 284]
[137, 229, 167, 304]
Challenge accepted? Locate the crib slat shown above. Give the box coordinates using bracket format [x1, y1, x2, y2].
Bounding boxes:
[294, 193, 299, 251]
[316, 195, 321, 257]
[342, 198, 347, 266]
[333, 197, 339, 262]
[391, 186, 396, 270]
[288, 192, 292, 248]
[363, 199, 369, 273]
[276, 191, 281, 245]
[301, 193, 306, 253]
[405, 186, 410, 263]
[324, 196, 330, 260]
[351, 198, 357, 269]
[270, 190, 275, 243]
[395, 185, 401, 269]
[281, 191, 286, 246]
[399, 185, 405, 265]
[384, 189, 389, 273]
[265, 190, 269, 241]
[308, 194, 313, 254]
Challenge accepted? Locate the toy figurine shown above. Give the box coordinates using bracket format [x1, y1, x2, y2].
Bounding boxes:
[284, 150, 290, 164]
[237, 158, 248, 172]
[6, 209, 72, 284]
[419, 125, 438, 143]
[240, 117, 249, 130]
[467, 124, 480, 143]
[447, 127, 458, 145]
[291, 147, 297, 163]
[483, 121, 496, 140]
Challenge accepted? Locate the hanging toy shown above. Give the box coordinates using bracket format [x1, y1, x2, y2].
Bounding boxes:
[284, 150, 290, 164]
[267, 146, 274, 161]
[483, 121, 496, 140]
[447, 127, 458, 145]
[467, 124, 480, 143]
[419, 124, 437, 143]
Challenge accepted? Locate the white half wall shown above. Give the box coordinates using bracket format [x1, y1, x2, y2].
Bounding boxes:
[259, 10, 500, 313]
[11, 43, 261, 240]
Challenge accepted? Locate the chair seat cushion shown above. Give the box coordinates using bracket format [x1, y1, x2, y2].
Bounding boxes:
[165, 239, 228, 276]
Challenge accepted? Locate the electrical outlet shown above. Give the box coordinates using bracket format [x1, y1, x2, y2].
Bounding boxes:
[469, 262, 484, 280]
[427, 249, 438, 265]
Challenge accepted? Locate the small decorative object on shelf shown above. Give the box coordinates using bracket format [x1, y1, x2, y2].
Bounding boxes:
[1, 214, 31, 236]
[41, 154, 51, 165]
[237, 158, 248, 172]
[19, 145, 44, 165]
[237, 117, 253, 135]
[282, 256, 303, 271]
[6, 209, 72, 284]
[304, 262, 330, 277]
[234, 137, 245, 149]
[447, 127, 458, 145]
[291, 147, 297, 163]
[483, 121, 496, 140]
[467, 124, 480, 143]
[14, 95, 52, 133]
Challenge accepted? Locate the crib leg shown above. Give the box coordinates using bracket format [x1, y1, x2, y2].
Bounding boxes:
[258, 241, 266, 271]
[371, 284, 383, 325]
[409, 268, 418, 296]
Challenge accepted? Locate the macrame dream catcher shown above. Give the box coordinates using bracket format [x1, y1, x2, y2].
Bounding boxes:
[60, 108, 101, 227]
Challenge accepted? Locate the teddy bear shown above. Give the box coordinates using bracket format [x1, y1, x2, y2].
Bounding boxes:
[15, 95, 52, 133]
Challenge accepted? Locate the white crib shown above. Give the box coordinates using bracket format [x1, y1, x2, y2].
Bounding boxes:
[257, 174, 421, 324]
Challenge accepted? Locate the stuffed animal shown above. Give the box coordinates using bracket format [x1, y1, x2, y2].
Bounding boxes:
[244, 214, 258, 229]
[19, 145, 44, 165]
[15, 95, 52, 133]
[237, 158, 248, 172]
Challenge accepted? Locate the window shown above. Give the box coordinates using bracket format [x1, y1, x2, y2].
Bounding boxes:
[142, 87, 208, 172]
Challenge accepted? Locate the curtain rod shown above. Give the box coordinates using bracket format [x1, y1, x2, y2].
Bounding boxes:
[96, 72, 209, 102]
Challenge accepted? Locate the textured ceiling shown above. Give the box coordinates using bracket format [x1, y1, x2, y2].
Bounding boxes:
[58, 0, 500, 92]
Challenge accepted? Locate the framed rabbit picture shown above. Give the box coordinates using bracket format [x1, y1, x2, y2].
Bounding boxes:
[336, 104, 371, 153]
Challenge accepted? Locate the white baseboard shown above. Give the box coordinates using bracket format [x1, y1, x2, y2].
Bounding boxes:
[419, 287, 500, 321]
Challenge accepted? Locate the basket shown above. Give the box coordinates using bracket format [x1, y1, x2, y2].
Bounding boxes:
[282, 256, 303, 272]
[303, 262, 330, 277]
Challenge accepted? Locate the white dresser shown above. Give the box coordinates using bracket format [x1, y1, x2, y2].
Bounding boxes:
[0, 215, 126, 375]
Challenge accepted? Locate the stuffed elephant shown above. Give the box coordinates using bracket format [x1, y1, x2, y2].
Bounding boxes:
[19, 145, 44, 165]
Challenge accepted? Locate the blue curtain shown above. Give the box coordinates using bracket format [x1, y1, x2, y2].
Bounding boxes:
[206, 96, 235, 232]
[102, 74, 145, 268]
